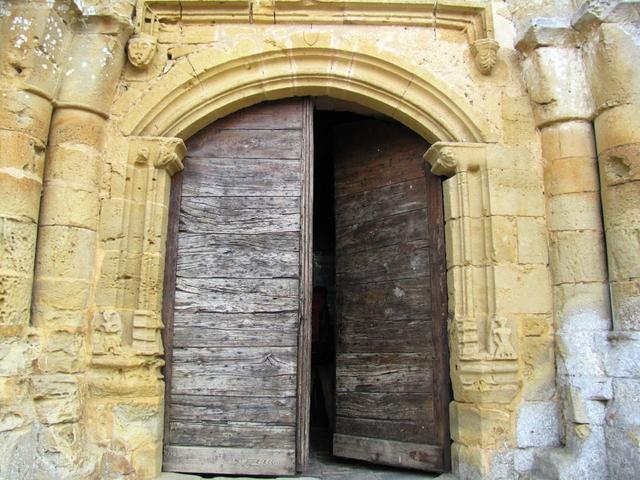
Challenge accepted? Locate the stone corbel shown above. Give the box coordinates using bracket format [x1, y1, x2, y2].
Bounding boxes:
[471, 38, 500, 75]
[127, 32, 158, 68]
[425, 142, 520, 404]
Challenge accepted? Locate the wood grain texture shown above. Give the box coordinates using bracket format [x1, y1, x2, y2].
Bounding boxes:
[180, 196, 300, 234]
[333, 434, 442, 472]
[171, 346, 297, 396]
[163, 99, 307, 476]
[336, 209, 427, 253]
[163, 446, 295, 475]
[170, 394, 296, 424]
[175, 277, 299, 314]
[332, 119, 443, 471]
[181, 157, 301, 197]
[176, 232, 299, 279]
[186, 128, 303, 159]
[162, 168, 183, 460]
[172, 312, 298, 348]
[296, 97, 314, 472]
[168, 422, 295, 448]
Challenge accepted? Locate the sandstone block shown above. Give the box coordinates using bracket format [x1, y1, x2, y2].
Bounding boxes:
[446, 217, 513, 267]
[0, 273, 32, 327]
[487, 168, 546, 217]
[605, 425, 640, 480]
[599, 143, 640, 187]
[131, 440, 162, 480]
[0, 88, 53, 142]
[517, 217, 548, 264]
[38, 332, 84, 374]
[522, 335, 556, 401]
[0, 2, 69, 100]
[601, 181, 640, 231]
[98, 198, 126, 248]
[34, 396, 80, 425]
[611, 278, 640, 331]
[541, 121, 596, 161]
[521, 314, 554, 337]
[453, 444, 515, 480]
[606, 331, 640, 378]
[31, 277, 91, 313]
[516, 401, 561, 448]
[113, 402, 163, 450]
[588, 23, 640, 114]
[0, 218, 36, 275]
[549, 230, 608, 284]
[42, 143, 101, 190]
[557, 374, 612, 403]
[595, 103, 640, 154]
[547, 192, 604, 232]
[553, 282, 612, 331]
[0, 338, 32, 376]
[34, 225, 97, 280]
[501, 95, 537, 146]
[47, 109, 107, 148]
[495, 264, 552, 314]
[521, 47, 594, 127]
[57, 34, 127, 115]
[557, 330, 608, 377]
[606, 227, 640, 281]
[607, 378, 640, 431]
[545, 155, 600, 196]
[0, 171, 42, 223]
[450, 401, 514, 448]
[0, 129, 46, 179]
[38, 183, 100, 231]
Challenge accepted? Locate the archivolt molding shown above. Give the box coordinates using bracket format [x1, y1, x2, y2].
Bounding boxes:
[425, 142, 520, 404]
[118, 46, 492, 144]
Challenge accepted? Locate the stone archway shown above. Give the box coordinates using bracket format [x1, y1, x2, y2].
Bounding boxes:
[96, 42, 525, 478]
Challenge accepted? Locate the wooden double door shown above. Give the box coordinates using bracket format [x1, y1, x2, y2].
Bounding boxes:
[162, 98, 450, 475]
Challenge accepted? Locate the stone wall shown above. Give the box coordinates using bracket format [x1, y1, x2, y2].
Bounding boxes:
[0, 1, 638, 479]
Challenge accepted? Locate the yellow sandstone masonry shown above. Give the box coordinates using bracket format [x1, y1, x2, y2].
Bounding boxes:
[0, 0, 638, 479]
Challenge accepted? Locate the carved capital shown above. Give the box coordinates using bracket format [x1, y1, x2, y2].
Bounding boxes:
[424, 142, 486, 177]
[127, 32, 158, 68]
[129, 136, 186, 175]
[471, 38, 499, 75]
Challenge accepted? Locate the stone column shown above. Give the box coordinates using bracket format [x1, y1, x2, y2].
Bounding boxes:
[29, 5, 133, 477]
[0, 1, 70, 476]
[575, 2, 640, 478]
[516, 19, 612, 479]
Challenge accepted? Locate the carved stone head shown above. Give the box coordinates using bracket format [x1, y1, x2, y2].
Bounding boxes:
[127, 33, 157, 68]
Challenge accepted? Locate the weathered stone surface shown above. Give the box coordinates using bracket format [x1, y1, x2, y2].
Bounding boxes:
[517, 401, 562, 448]
[1, 0, 639, 479]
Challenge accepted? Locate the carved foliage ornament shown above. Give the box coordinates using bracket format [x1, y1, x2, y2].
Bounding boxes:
[471, 38, 499, 75]
[127, 32, 157, 68]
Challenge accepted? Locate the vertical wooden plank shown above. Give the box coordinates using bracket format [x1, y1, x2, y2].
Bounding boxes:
[425, 168, 451, 470]
[162, 169, 184, 457]
[296, 98, 314, 472]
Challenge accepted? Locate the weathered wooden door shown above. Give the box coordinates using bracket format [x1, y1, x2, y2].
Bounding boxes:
[162, 99, 313, 475]
[332, 119, 450, 472]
